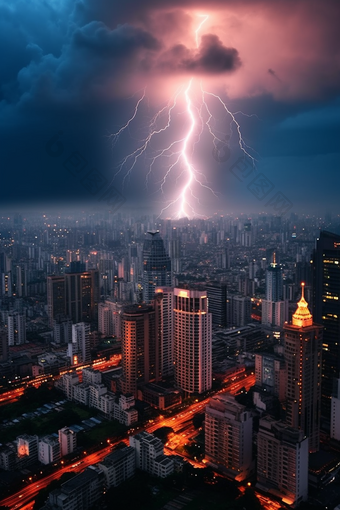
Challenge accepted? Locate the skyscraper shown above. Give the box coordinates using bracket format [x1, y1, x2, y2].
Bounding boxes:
[265, 253, 283, 301]
[173, 288, 212, 394]
[262, 253, 288, 328]
[284, 283, 323, 452]
[121, 304, 159, 397]
[64, 270, 99, 324]
[206, 282, 228, 327]
[312, 230, 340, 418]
[154, 287, 174, 377]
[142, 232, 171, 303]
[47, 270, 99, 327]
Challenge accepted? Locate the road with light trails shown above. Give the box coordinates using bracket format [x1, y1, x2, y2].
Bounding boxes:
[0, 372, 255, 509]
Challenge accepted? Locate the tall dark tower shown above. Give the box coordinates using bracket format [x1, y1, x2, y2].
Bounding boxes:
[312, 231, 340, 418]
[121, 304, 158, 397]
[142, 231, 171, 303]
[265, 252, 283, 301]
[284, 283, 323, 452]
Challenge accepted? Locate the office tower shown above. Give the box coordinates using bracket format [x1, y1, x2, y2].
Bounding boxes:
[284, 283, 322, 452]
[38, 435, 61, 465]
[64, 270, 99, 324]
[68, 322, 91, 365]
[331, 378, 340, 441]
[262, 253, 288, 328]
[173, 288, 212, 394]
[226, 294, 251, 327]
[7, 311, 26, 346]
[47, 276, 65, 328]
[257, 416, 308, 507]
[142, 231, 171, 303]
[47, 270, 99, 327]
[121, 304, 158, 397]
[312, 231, 340, 418]
[266, 253, 283, 301]
[58, 427, 77, 457]
[205, 393, 253, 481]
[206, 282, 228, 327]
[168, 238, 181, 273]
[154, 287, 174, 377]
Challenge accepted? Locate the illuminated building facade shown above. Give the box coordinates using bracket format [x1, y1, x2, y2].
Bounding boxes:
[284, 284, 322, 452]
[312, 230, 340, 418]
[174, 288, 212, 394]
[142, 231, 171, 304]
[121, 304, 159, 397]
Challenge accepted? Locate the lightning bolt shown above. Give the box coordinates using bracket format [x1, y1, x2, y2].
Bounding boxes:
[109, 15, 256, 219]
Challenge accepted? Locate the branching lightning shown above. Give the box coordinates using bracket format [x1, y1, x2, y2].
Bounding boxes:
[109, 15, 256, 218]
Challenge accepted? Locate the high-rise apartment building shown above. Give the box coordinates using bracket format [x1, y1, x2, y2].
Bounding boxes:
[67, 322, 91, 365]
[205, 393, 253, 481]
[174, 288, 212, 394]
[312, 230, 340, 418]
[121, 304, 158, 397]
[257, 416, 308, 508]
[142, 232, 171, 303]
[8, 311, 26, 346]
[154, 287, 174, 377]
[284, 283, 322, 452]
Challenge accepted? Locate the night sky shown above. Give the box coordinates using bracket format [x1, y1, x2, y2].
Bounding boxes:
[1, 0, 340, 217]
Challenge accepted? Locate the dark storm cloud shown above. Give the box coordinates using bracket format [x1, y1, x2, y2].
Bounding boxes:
[0, 0, 339, 212]
[157, 35, 241, 74]
[73, 21, 161, 57]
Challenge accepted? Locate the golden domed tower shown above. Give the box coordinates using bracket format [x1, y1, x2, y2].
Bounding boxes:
[284, 283, 323, 452]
